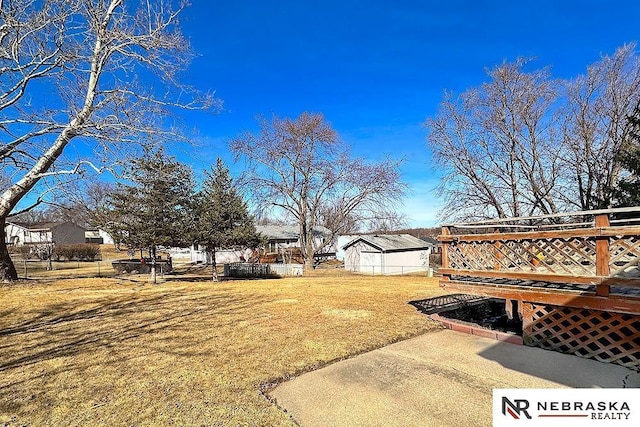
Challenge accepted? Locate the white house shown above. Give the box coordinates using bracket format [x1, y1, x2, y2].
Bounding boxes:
[189, 246, 254, 264]
[5, 221, 87, 246]
[99, 229, 114, 245]
[84, 229, 115, 245]
[343, 234, 431, 275]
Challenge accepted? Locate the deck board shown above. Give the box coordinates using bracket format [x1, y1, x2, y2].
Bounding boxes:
[441, 275, 640, 314]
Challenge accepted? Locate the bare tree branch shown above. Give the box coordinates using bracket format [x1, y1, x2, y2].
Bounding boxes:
[0, 0, 219, 280]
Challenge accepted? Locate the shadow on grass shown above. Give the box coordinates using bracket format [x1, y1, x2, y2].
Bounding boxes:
[0, 288, 267, 378]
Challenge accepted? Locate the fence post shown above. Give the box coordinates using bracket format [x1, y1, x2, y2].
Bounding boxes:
[440, 226, 451, 283]
[97, 261, 101, 277]
[24, 259, 27, 278]
[595, 213, 610, 297]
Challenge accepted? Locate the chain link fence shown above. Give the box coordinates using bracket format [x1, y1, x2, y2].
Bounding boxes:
[10, 257, 110, 279]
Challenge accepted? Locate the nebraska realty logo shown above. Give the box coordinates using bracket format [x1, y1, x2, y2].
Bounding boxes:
[493, 389, 639, 426]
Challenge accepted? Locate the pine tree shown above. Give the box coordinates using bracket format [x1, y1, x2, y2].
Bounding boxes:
[195, 158, 261, 281]
[109, 148, 194, 283]
[614, 104, 640, 207]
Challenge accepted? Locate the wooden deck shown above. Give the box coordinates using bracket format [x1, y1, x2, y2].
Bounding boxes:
[438, 208, 640, 315]
[437, 208, 640, 368]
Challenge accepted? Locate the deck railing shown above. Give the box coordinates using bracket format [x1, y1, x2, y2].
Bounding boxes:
[438, 207, 640, 297]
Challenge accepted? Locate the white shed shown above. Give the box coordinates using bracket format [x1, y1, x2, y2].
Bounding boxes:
[336, 234, 359, 261]
[343, 234, 431, 275]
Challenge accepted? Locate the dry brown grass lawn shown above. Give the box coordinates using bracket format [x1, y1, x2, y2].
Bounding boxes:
[0, 271, 444, 426]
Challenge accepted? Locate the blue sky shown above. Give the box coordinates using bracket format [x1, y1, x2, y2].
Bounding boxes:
[174, 0, 640, 227]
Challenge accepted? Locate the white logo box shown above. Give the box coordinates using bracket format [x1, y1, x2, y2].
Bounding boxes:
[493, 388, 640, 427]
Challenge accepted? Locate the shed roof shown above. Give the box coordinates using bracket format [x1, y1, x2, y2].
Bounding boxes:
[343, 234, 431, 252]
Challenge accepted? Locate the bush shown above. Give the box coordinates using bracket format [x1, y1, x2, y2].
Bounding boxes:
[53, 244, 101, 261]
[8, 245, 33, 259]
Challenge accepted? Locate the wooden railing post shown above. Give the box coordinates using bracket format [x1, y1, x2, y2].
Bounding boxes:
[493, 230, 502, 270]
[441, 226, 451, 284]
[595, 213, 610, 297]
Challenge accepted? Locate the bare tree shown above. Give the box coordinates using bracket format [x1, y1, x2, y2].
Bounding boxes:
[28, 179, 116, 230]
[230, 112, 406, 269]
[426, 59, 562, 221]
[560, 43, 640, 209]
[426, 44, 640, 222]
[0, 0, 217, 280]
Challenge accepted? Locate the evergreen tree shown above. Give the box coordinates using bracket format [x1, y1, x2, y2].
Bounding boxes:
[613, 104, 640, 207]
[194, 158, 262, 281]
[109, 148, 194, 283]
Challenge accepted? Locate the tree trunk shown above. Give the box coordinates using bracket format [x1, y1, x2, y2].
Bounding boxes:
[211, 248, 218, 282]
[0, 216, 18, 281]
[300, 216, 315, 270]
[150, 245, 157, 284]
[303, 233, 315, 270]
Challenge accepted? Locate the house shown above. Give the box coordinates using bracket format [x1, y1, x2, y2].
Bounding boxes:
[84, 228, 115, 245]
[85, 229, 103, 244]
[256, 225, 334, 256]
[5, 221, 87, 246]
[343, 234, 431, 275]
[186, 225, 334, 265]
[420, 236, 440, 253]
[189, 246, 254, 264]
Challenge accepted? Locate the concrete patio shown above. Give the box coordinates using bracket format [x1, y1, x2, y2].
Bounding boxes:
[270, 329, 639, 427]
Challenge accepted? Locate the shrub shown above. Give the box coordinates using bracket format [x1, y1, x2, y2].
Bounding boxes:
[53, 244, 101, 261]
[8, 245, 33, 259]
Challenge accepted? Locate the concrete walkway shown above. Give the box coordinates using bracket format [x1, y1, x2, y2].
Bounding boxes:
[270, 329, 639, 427]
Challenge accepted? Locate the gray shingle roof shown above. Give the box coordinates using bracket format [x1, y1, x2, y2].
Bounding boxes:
[343, 234, 430, 252]
[8, 221, 82, 231]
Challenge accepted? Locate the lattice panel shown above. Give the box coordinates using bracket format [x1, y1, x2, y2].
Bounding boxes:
[447, 237, 597, 275]
[523, 303, 640, 369]
[610, 235, 640, 277]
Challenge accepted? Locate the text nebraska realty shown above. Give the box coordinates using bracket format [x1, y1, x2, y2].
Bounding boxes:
[504, 397, 632, 420]
[539, 400, 631, 420]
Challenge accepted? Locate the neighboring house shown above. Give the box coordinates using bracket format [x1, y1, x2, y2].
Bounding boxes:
[85, 229, 103, 244]
[99, 229, 114, 245]
[256, 225, 334, 255]
[343, 234, 431, 275]
[5, 221, 87, 246]
[419, 236, 440, 253]
[189, 246, 254, 264]
[186, 225, 334, 265]
[85, 229, 115, 245]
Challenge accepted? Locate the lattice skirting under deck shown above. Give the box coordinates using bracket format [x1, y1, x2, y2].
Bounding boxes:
[521, 303, 640, 370]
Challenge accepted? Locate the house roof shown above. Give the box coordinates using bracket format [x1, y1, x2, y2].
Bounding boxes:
[343, 234, 431, 252]
[256, 225, 331, 240]
[7, 221, 86, 231]
[420, 236, 439, 246]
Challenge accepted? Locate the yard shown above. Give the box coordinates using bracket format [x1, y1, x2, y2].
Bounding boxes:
[0, 269, 443, 426]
